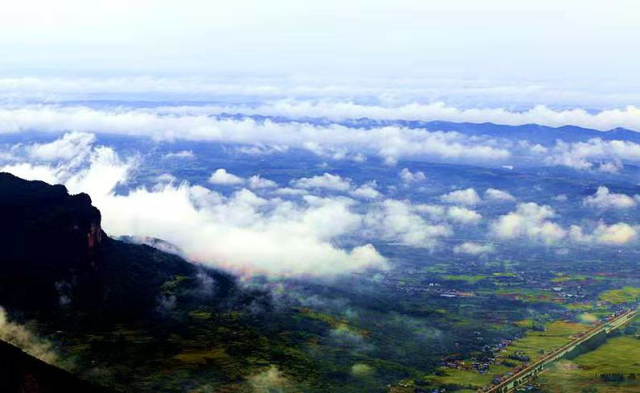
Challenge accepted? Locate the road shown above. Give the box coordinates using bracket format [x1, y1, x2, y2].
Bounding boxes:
[484, 308, 638, 393]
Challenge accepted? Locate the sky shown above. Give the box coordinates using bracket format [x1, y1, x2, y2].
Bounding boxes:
[1, 0, 639, 87]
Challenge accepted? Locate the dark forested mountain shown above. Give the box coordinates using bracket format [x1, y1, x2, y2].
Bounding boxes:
[0, 172, 235, 319]
[0, 173, 276, 392]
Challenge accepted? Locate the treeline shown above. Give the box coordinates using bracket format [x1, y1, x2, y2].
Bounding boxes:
[599, 372, 638, 382]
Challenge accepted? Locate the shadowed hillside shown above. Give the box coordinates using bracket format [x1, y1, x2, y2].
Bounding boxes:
[0, 173, 295, 392]
[0, 339, 110, 393]
[0, 172, 236, 319]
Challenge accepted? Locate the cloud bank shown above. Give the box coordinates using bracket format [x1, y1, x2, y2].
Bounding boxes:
[1, 135, 387, 278]
[0, 105, 511, 166]
[492, 202, 638, 246]
[5, 104, 640, 172]
[167, 102, 640, 132]
[3, 132, 638, 279]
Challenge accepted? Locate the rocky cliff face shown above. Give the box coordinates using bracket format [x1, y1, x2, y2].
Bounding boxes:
[0, 173, 107, 312]
[0, 172, 104, 262]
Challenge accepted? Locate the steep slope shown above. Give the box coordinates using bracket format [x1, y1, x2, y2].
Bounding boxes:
[0, 172, 235, 318]
[0, 173, 259, 391]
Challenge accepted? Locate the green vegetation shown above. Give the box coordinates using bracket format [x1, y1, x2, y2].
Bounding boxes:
[552, 274, 587, 283]
[442, 274, 489, 283]
[599, 287, 640, 305]
[493, 288, 559, 304]
[493, 272, 516, 277]
[501, 321, 589, 361]
[426, 369, 494, 389]
[574, 336, 640, 374]
[539, 333, 640, 392]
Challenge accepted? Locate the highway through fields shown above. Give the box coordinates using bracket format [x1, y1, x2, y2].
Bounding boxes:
[483, 308, 639, 393]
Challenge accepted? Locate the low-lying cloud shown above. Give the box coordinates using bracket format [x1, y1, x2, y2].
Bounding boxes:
[0, 105, 510, 166]
[0, 307, 60, 366]
[364, 200, 453, 249]
[440, 188, 482, 206]
[583, 186, 639, 210]
[453, 242, 494, 255]
[493, 202, 638, 246]
[491, 202, 566, 245]
[5, 104, 640, 172]
[1, 136, 387, 278]
[152, 101, 640, 132]
[2, 133, 637, 277]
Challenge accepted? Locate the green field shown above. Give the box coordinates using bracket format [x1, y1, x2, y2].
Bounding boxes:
[413, 321, 591, 392]
[551, 274, 587, 283]
[442, 274, 489, 283]
[427, 369, 494, 389]
[575, 336, 640, 374]
[539, 336, 640, 392]
[599, 287, 640, 305]
[500, 321, 589, 361]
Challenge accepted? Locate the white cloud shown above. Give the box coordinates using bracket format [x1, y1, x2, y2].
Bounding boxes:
[350, 182, 381, 199]
[10, 107, 626, 173]
[544, 139, 640, 171]
[594, 223, 637, 245]
[3, 72, 640, 110]
[101, 188, 387, 277]
[447, 206, 482, 225]
[1, 135, 387, 278]
[440, 188, 481, 206]
[554, 194, 568, 202]
[142, 101, 640, 132]
[399, 168, 426, 183]
[237, 144, 289, 156]
[0, 307, 59, 365]
[151, 102, 640, 132]
[491, 202, 566, 244]
[493, 200, 638, 247]
[583, 186, 637, 210]
[598, 161, 623, 174]
[570, 222, 638, 245]
[163, 150, 194, 159]
[273, 187, 308, 196]
[27, 132, 95, 162]
[292, 173, 351, 192]
[209, 168, 245, 185]
[65, 147, 132, 198]
[154, 173, 177, 184]
[248, 175, 277, 189]
[414, 204, 446, 220]
[453, 242, 494, 255]
[364, 200, 452, 248]
[485, 188, 516, 202]
[0, 106, 511, 165]
[0, 162, 61, 184]
[288, 175, 381, 199]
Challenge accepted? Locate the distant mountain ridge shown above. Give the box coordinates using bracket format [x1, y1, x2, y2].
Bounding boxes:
[214, 113, 640, 145]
